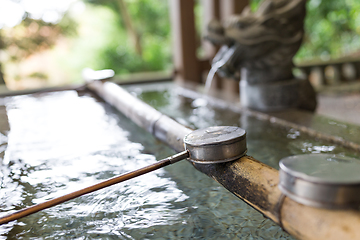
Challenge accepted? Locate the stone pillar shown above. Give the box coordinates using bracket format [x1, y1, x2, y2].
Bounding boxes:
[354, 61, 360, 80]
[312, 66, 326, 86]
[330, 64, 342, 85]
[342, 63, 357, 81]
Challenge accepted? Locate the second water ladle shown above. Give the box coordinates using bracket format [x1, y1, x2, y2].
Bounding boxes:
[0, 126, 246, 225]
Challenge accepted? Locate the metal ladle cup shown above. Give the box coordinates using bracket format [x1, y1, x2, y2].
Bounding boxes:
[184, 126, 247, 164]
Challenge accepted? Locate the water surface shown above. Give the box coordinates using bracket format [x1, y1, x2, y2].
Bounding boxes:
[0, 84, 358, 239]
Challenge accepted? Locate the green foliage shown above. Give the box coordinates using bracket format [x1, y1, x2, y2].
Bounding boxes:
[79, 0, 172, 76]
[7, 0, 360, 85]
[0, 0, 172, 85]
[1, 16, 77, 61]
[58, 1, 172, 82]
[58, 13, 78, 37]
[250, 0, 262, 11]
[80, 0, 360, 74]
[250, 0, 360, 62]
[28, 72, 48, 80]
[55, 5, 126, 80]
[127, 0, 170, 37]
[296, 0, 360, 61]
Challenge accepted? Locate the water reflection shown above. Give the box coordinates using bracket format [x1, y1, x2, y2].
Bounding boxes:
[0, 85, 359, 239]
[0, 91, 188, 239]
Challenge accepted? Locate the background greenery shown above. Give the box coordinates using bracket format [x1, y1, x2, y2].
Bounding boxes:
[80, 0, 171, 74]
[1, 0, 360, 87]
[251, 0, 360, 62]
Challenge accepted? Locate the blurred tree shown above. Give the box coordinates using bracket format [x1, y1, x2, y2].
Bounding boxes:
[0, 11, 77, 85]
[116, 0, 142, 55]
[0, 32, 4, 84]
[297, 0, 360, 61]
[2, 0, 360, 87]
[81, 0, 171, 74]
[2, 16, 76, 62]
[250, 0, 360, 61]
[0, 0, 172, 86]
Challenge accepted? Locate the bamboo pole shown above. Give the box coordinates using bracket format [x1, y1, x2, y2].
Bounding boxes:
[87, 80, 192, 152]
[87, 80, 360, 240]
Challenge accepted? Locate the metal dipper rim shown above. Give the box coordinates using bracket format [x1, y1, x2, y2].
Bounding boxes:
[279, 153, 360, 209]
[184, 126, 247, 164]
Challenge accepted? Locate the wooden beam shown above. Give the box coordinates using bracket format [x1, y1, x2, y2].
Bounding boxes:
[220, 0, 249, 94]
[202, 0, 221, 59]
[201, 0, 222, 90]
[170, 0, 201, 84]
[220, 0, 248, 18]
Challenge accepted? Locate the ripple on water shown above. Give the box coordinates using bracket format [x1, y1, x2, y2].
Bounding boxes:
[1, 86, 358, 239]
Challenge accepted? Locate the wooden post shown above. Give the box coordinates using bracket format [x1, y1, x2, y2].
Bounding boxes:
[202, 0, 221, 59]
[201, 0, 222, 90]
[220, 0, 249, 19]
[170, 0, 201, 84]
[170, 0, 249, 89]
[355, 61, 360, 80]
[220, 0, 248, 95]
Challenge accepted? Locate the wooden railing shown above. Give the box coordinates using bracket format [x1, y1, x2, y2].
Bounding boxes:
[295, 57, 360, 87]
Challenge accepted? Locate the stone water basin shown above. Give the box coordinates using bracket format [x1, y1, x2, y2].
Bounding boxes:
[0, 82, 359, 239]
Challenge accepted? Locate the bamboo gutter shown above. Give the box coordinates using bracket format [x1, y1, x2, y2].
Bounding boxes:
[87, 80, 360, 240]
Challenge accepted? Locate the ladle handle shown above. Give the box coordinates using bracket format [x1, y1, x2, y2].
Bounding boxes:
[0, 150, 189, 225]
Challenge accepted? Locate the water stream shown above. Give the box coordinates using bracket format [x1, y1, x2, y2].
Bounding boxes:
[204, 66, 218, 93]
[204, 46, 236, 93]
[0, 84, 359, 239]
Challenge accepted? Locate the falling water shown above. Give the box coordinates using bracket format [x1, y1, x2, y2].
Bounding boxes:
[204, 66, 218, 93]
[204, 46, 236, 93]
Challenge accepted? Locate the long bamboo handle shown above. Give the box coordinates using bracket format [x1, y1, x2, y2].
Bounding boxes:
[0, 151, 189, 225]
